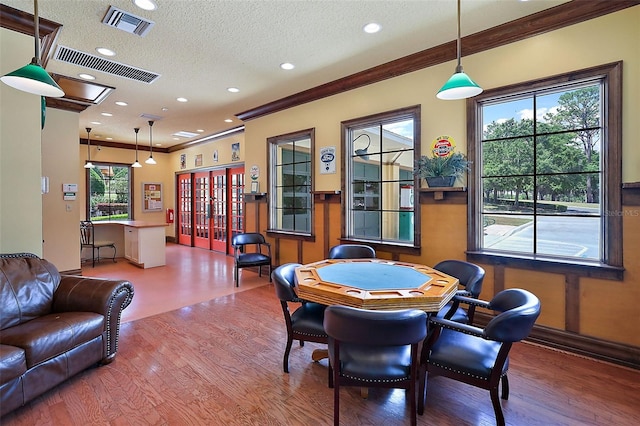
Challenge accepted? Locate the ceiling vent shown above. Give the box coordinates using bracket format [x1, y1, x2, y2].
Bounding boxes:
[101, 6, 154, 37]
[54, 46, 161, 84]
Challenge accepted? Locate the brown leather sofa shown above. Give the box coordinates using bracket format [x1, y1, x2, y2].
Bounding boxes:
[0, 253, 134, 417]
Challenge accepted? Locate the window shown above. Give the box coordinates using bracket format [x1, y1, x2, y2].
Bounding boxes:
[268, 129, 314, 235]
[342, 106, 420, 247]
[87, 162, 133, 221]
[468, 63, 622, 273]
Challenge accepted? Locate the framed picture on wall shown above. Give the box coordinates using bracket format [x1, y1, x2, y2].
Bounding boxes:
[180, 154, 186, 169]
[195, 154, 203, 167]
[250, 181, 259, 193]
[142, 182, 163, 212]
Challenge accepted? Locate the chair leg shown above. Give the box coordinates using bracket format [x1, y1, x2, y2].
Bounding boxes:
[234, 266, 239, 287]
[490, 386, 506, 426]
[333, 377, 340, 426]
[417, 365, 426, 415]
[283, 335, 293, 373]
[501, 374, 509, 400]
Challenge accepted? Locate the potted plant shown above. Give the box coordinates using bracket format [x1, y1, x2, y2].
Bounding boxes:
[414, 152, 470, 187]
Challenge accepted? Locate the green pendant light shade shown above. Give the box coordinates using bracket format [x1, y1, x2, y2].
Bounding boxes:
[436, 0, 482, 101]
[437, 66, 482, 100]
[1, 58, 64, 97]
[1, 0, 65, 98]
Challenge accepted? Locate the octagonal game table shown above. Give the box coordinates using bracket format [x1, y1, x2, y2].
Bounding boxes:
[294, 258, 459, 312]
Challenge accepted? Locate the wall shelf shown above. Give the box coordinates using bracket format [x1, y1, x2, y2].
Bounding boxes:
[419, 186, 466, 201]
[243, 192, 267, 202]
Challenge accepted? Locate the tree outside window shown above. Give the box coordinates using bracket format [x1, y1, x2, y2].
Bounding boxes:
[87, 163, 132, 221]
[468, 63, 622, 271]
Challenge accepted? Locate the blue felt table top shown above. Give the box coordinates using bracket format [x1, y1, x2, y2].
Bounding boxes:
[316, 262, 432, 291]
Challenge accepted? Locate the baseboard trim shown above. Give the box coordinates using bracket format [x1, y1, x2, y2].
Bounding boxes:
[474, 312, 640, 370]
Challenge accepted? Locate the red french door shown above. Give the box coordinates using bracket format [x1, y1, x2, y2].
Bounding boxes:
[228, 166, 245, 253]
[177, 174, 192, 246]
[209, 169, 227, 252]
[193, 172, 210, 249]
[176, 167, 245, 254]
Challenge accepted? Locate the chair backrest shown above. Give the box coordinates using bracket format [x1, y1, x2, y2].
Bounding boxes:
[328, 244, 376, 260]
[80, 221, 94, 245]
[324, 305, 427, 346]
[484, 289, 541, 342]
[433, 259, 485, 297]
[232, 232, 266, 248]
[272, 263, 302, 302]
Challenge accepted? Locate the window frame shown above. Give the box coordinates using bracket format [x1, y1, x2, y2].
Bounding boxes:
[466, 62, 623, 280]
[267, 128, 315, 237]
[341, 105, 421, 253]
[85, 161, 134, 221]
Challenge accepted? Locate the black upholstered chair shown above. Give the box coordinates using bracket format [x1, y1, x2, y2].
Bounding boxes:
[433, 259, 485, 324]
[231, 232, 272, 287]
[327, 243, 376, 259]
[324, 305, 427, 426]
[272, 263, 328, 373]
[418, 288, 541, 426]
[80, 220, 116, 267]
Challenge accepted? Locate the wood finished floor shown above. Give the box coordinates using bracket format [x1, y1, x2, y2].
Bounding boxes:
[2, 244, 639, 425]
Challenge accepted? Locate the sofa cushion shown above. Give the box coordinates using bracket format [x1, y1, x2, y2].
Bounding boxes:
[0, 312, 104, 368]
[0, 344, 26, 385]
[0, 256, 61, 329]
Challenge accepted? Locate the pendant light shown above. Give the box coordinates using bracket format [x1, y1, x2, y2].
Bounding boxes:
[145, 120, 156, 165]
[84, 127, 95, 169]
[132, 127, 142, 168]
[436, 0, 482, 100]
[0, 0, 64, 97]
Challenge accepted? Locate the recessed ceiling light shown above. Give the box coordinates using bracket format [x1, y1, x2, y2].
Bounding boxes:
[115, 101, 128, 106]
[196, 129, 204, 133]
[363, 23, 382, 34]
[176, 97, 188, 102]
[162, 107, 169, 111]
[227, 87, 240, 93]
[155, 143, 162, 147]
[224, 119, 233, 123]
[133, 0, 157, 11]
[90, 121, 102, 125]
[78, 73, 95, 80]
[280, 62, 295, 70]
[96, 47, 115, 56]
[106, 137, 113, 140]
[101, 112, 113, 117]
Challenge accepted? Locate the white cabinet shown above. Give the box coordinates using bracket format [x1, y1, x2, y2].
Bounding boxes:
[124, 225, 166, 268]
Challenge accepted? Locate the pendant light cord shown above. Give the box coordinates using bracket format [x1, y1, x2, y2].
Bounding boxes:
[455, 0, 462, 73]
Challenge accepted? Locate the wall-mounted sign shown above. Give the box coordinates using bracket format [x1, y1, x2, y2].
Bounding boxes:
[320, 146, 336, 174]
[250, 165, 259, 180]
[430, 135, 456, 157]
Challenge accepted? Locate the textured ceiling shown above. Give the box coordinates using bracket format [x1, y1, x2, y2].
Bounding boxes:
[3, 0, 569, 148]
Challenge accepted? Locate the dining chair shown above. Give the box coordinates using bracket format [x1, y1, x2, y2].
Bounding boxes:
[80, 220, 116, 267]
[272, 263, 328, 373]
[324, 305, 427, 426]
[432, 259, 485, 324]
[418, 288, 541, 426]
[327, 243, 376, 259]
[231, 232, 272, 287]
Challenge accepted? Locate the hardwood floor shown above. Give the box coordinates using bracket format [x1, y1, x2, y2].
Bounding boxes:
[2, 245, 639, 425]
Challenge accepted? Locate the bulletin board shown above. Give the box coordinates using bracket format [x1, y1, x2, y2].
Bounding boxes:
[142, 182, 163, 212]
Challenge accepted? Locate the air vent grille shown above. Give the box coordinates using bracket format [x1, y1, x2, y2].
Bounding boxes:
[102, 6, 154, 37]
[54, 46, 161, 84]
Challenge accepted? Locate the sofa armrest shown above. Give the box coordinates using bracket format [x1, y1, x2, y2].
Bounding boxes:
[53, 275, 134, 363]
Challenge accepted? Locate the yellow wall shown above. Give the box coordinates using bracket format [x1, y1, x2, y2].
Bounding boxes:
[0, 29, 43, 255]
[242, 8, 640, 347]
[41, 108, 80, 270]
